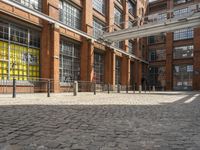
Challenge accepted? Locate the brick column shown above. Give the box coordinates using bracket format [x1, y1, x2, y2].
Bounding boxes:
[193, 27, 200, 90]
[166, 32, 173, 91]
[133, 39, 143, 89]
[130, 61, 134, 86]
[105, 50, 110, 84]
[136, 61, 142, 89]
[41, 23, 50, 79]
[88, 40, 95, 82]
[80, 39, 95, 82]
[104, 0, 115, 87]
[120, 1, 130, 86]
[123, 0, 129, 52]
[50, 24, 60, 92]
[107, 0, 114, 32]
[41, 0, 60, 92]
[82, 0, 93, 34]
[105, 50, 116, 86]
[80, 0, 93, 82]
[80, 39, 88, 81]
[121, 56, 130, 85]
[167, 0, 173, 10]
[127, 58, 131, 85]
[135, 0, 147, 90]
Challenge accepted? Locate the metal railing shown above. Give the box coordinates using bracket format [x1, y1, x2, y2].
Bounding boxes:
[0, 78, 51, 97]
[0, 77, 165, 98]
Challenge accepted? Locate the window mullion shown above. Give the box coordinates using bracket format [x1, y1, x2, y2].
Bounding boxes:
[8, 23, 11, 80]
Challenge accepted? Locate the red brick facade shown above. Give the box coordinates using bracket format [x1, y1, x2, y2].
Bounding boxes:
[0, 0, 199, 93]
[148, 0, 200, 91]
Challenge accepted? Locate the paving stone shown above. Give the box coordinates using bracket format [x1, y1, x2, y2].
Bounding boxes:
[0, 92, 199, 149]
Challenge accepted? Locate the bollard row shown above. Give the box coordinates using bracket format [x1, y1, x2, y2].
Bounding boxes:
[11, 78, 157, 98]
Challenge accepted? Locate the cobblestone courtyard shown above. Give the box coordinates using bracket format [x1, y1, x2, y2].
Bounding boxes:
[0, 92, 200, 150]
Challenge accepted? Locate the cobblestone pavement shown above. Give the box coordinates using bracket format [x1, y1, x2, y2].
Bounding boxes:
[0, 92, 200, 150]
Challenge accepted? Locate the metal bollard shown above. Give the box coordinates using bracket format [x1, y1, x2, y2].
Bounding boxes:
[94, 82, 96, 95]
[145, 84, 147, 93]
[149, 86, 151, 93]
[107, 84, 110, 94]
[73, 81, 78, 96]
[117, 84, 121, 93]
[12, 78, 16, 98]
[139, 85, 142, 94]
[133, 84, 135, 93]
[47, 80, 50, 97]
[153, 86, 156, 92]
[126, 84, 128, 93]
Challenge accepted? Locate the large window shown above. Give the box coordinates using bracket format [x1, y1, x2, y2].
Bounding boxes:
[149, 66, 166, 88]
[114, 7, 123, 27]
[148, 13, 167, 23]
[174, 28, 193, 41]
[93, 19, 105, 38]
[173, 45, 193, 59]
[114, 41, 123, 49]
[115, 57, 121, 85]
[59, 0, 82, 30]
[173, 65, 193, 90]
[117, 0, 122, 3]
[130, 62, 135, 86]
[94, 52, 104, 83]
[59, 39, 80, 83]
[93, 0, 106, 15]
[128, 40, 134, 54]
[148, 33, 166, 44]
[0, 21, 40, 81]
[12, 0, 42, 11]
[157, 13, 167, 21]
[149, 49, 166, 61]
[128, 19, 134, 28]
[173, 7, 191, 18]
[174, 0, 192, 5]
[128, 0, 136, 16]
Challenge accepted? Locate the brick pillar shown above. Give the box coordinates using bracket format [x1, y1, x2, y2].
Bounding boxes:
[50, 24, 60, 92]
[193, 27, 200, 90]
[105, 50, 115, 86]
[133, 61, 142, 89]
[41, 0, 59, 92]
[136, 0, 148, 90]
[82, 0, 93, 34]
[127, 58, 131, 85]
[120, 1, 130, 86]
[167, 0, 173, 10]
[80, 39, 95, 82]
[121, 56, 130, 85]
[104, 0, 115, 87]
[105, 50, 110, 84]
[80, 0, 93, 82]
[123, 0, 129, 52]
[137, 61, 142, 89]
[108, 0, 114, 32]
[130, 61, 135, 86]
[41, 23, 51, 79]
[111, 52, 116, 86]
[166, 32, 173, 91]
[133, 39, 142, 89]
[88, 40, 95, 82]
[80, 39, 88, 81]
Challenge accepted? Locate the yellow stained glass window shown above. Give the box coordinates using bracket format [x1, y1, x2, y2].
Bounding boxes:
[0, 21, 40, 81]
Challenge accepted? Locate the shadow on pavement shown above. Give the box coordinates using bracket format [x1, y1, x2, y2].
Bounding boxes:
[0, 93, 200, 150]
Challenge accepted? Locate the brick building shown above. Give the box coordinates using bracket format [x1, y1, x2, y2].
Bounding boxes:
[0, 0, 199, 92]
[148, 0, 200, 91]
